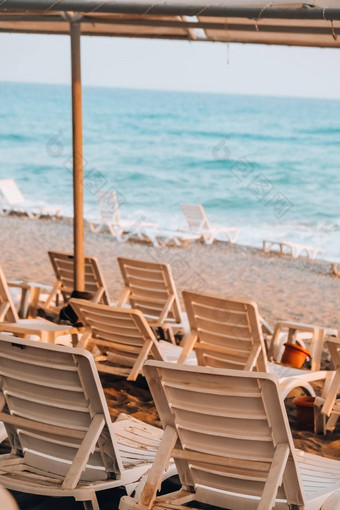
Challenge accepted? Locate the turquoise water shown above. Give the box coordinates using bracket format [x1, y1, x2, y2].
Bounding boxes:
[1, 81, 340, 260]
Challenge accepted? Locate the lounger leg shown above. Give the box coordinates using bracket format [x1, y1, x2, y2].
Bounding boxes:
[310, 329, 325, 372]
[82, 494, 100, 510]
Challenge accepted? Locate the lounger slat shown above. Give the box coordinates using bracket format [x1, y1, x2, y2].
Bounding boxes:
[129, 287, 170, 301]
[90, 325, 144, 343]
[197, 329, 252, 347]
[93, 338, 143, 353]
[126, 275, 170, 291]
[0, 362, 83, 390]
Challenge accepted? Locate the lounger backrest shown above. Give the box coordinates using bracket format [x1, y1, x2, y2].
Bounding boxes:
[97, 190, 120, 224]
[118, 258, 182, 324]
[144, 360, 304, 509]
[70, 299, 164, 379]
[182, 290, 267, 372]
[181, 204, 209, 233]
[48, 251, 110, 304]
[0, 179, 25, 205]
[0, 334, 122, 481]
[0, 265, 19, 323]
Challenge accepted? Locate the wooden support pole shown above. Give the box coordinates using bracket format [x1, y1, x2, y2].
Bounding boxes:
[70, 21, 85, 291]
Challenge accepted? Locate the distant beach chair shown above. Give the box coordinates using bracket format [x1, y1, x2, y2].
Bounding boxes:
[0, 334, 175, 509]
[263, 239, 321, 260]
[89, 190, 155, 242]
[179, 290, 333, 398]
[117, 257, 186, 342]
[137, 226, 201, 248]
[70, 299, 196, 380]
[315, 337, 340, 434]
[0, 178, 61, 219]
[120, 360, 340, 510]
[332, 264, 340, 277]
[0, 264, 79, 345]
[180, 204, 240, 244]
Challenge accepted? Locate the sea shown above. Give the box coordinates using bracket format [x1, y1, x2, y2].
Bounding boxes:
[1, 81, 339, 261]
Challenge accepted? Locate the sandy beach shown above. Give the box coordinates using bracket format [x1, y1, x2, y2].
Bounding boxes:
[1, 215, 339, 330]
[0, 214, 339, 509]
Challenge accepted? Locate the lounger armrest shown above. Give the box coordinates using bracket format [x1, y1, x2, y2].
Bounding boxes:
[273, 321, 323, 333]
[260, 316, 274, 335]
[8, 280, 52, 291]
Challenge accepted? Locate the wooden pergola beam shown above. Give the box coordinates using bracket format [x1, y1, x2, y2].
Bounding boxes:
[1, 1, 340, 21]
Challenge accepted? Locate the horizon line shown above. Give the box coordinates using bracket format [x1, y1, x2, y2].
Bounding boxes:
[1, 79, 340, 102]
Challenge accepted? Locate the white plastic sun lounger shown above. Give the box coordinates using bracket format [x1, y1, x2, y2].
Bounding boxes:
[0, 335, 176, 510]
[120, 361, 340, 510]
[180, 204, 240, 244]
[70, 299, 196, 381]
[138, 226, 200, 248]
[43, 251, 110, 310]
[89, 191, 155, 242]
[8, 251, 111, 317]
[179, 290, 333, 399]
[0, 179, 61, 219]
[263, 240, 321, 260]
[117, 257, 186, 342]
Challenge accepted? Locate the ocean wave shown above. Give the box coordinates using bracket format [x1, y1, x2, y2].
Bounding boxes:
[299, 127, 340, 136]
[0, 133, 37, 143]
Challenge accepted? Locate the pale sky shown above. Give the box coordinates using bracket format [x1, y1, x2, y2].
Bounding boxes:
[1, 32, 340, 98]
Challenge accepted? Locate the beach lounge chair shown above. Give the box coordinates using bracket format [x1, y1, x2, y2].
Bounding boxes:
[332, 264, 340, 277]
[0, 178, 61, 219]
[180, 204, 240, 244]
[0, 264, 79, 344]
[117, 258, 185, 342]
[10, 251, 111, 317]
[70, 299, 196, 381]
[314, 337, 340, 434]
[0, 334, 175, 509]
[179, 290, 332, 398]
[44, 251, 110, 310]
[120, 361, 340, 510]
[263, 240, 321, 260]
[89, 191, 154, 242]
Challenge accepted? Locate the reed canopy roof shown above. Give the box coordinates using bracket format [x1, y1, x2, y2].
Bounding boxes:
[0, 0, 340, 48]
